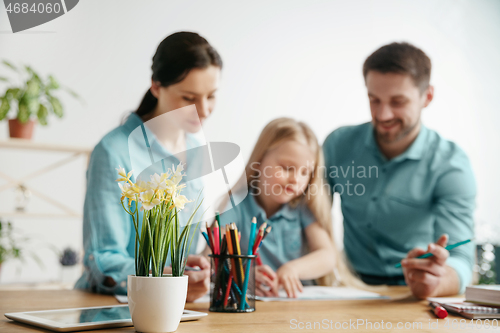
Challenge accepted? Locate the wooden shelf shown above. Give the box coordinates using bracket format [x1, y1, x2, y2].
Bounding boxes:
[0, 138, 91, 154]
[0, 139, 91, 218]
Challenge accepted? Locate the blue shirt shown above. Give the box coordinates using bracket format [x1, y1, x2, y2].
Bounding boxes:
[219, 189, 316, 274]
[323, 122, 476, 293]
[75, 113, 204, 294]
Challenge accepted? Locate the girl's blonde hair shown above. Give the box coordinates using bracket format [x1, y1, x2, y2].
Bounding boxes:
[231, 117, 335, 285]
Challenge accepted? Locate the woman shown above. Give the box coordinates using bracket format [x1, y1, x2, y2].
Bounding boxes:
[75, 32, 222, 302]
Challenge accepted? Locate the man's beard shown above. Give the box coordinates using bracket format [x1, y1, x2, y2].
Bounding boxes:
[375, 119, 419, 144]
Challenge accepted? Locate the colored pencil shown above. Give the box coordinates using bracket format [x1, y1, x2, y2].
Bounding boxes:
[395, 239, 473, 268]
[232, 223, 245, 283]
[224, 274, 233, 307]
[201, 231, 210, 248]
[215, 211, 222, 251]
[252, 223, 266, 254]
[240, 217, 257, 309]
[225, 225, 239, 285]
[214, 220, 220, 255]
[230, 224, 244, 287]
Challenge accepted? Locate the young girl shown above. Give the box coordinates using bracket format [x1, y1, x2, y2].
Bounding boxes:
[217, 117, 338, 298]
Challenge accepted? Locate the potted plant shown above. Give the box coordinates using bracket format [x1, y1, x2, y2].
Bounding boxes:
[117, 163, 203, 333]
[0, 60, 81, 139]
[0, 218, 42, 277]
[59, 247, 81, 284]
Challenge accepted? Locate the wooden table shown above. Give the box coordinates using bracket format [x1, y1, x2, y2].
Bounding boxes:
[0, 288, 493, 332]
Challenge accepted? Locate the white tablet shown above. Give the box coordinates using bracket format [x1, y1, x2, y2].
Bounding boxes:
[5, 304, 207, 332]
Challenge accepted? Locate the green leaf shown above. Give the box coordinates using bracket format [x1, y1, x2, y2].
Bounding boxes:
[2, 60, 19, 72]
[25, 78, 41, 97]
[0, 97, 10, 121]
[27, 97, 39, 115]
[0, 76, 9, 82]
[47, 75, 59, 90]
[48, 95, 63, 118]
[24, 65, 34, 75]
[37, 104, 48, 125]
[17, 98, 31, 123]
[5, 88, 21, 101]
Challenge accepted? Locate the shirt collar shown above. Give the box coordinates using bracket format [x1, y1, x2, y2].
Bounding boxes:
[122, 112, 143, 133]
[364, 122, 428, 162]
[246, 188, 296, 222]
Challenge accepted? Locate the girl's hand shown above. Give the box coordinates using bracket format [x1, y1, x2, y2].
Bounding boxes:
[277, 262, 303, 298]
[255, 265, 279, 297]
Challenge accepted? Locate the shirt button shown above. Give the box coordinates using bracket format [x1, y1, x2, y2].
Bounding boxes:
[120, 281, 126, 288]
[367, 223, 372, 229]
[382, 168, 387, 173]
[371, 197, 378, 202]
[89, 254, 94, 261]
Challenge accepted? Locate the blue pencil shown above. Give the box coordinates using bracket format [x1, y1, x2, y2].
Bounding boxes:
[240, 217, 257, 310]
[201, 231, 210, 248]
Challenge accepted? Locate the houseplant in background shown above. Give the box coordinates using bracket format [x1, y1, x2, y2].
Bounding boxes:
[0, 60, 81, 139]
[117, 163, 203, 333]
[0, 218, 43, 278]
[59, 247, 81, 285]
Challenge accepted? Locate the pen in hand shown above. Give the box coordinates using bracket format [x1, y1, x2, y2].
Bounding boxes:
[395, 239, 472, 268]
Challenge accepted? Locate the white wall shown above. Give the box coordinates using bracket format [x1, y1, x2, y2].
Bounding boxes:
[0, 0, 499, 284]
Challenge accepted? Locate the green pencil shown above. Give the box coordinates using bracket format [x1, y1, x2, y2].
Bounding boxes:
[395, 239, 473, 268]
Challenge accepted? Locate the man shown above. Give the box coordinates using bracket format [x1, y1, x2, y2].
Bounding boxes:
[323, 42, 476, 299]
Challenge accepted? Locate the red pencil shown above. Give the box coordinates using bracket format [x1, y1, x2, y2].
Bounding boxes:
[214, 220, 220, 255]
[206, 222, 214, 253]
[252, 223, 266, 254]
[224, 274, 233, 307]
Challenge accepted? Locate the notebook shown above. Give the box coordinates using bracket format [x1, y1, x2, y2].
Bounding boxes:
[466, 285, 500, 306]
[428, 297, 500, 319]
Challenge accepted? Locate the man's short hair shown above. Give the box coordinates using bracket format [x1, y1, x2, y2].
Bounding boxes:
[363, 42, 431, 92]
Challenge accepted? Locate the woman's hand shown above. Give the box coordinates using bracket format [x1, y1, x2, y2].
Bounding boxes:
[162, 255, 211, 302]
[184, 255, 210, 302]
[277, 262, 303, 298]
[255, 265, 279, 297]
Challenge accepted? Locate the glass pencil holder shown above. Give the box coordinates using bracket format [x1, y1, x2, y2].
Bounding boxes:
[208, 254, 256, 313]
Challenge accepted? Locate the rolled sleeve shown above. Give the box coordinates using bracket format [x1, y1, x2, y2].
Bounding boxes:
[432, 148, 476, 295]
[78, 141, 136, 294]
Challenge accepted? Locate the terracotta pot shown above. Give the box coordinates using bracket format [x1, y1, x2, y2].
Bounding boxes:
[8, 119, 35, 139]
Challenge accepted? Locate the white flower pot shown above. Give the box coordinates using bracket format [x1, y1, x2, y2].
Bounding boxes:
[128, 274, 188, 333]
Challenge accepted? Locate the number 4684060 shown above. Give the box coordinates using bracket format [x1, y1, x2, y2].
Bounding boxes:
[5, 2, 61, 14]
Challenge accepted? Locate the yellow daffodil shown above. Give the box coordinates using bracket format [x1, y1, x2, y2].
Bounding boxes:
[139, 189, 161, 211]
[149, 173, 168, 191]
[133, 180, 149, 193]
[116, 166, 134, 183]
[170, 163, 184, 185]
[118, 182, 136, 200]
[173, 194, 191, 210]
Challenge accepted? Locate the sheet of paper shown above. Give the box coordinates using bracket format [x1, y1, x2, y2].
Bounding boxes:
[255, 286, 388, 302]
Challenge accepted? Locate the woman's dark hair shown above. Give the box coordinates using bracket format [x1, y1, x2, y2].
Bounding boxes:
[136, 31, 223, 118]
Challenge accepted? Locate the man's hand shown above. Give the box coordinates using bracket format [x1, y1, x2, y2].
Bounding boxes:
[401, 234, 453, 299]
[184, 255, 210, 302]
